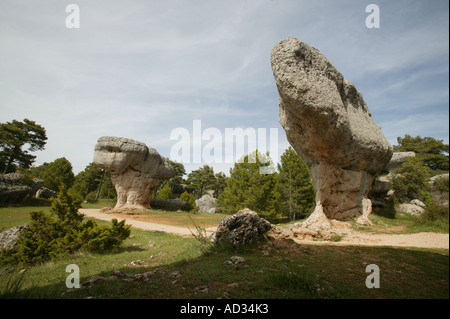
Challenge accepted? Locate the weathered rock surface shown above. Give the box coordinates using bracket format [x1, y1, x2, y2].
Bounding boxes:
[35, 187, 57, 199]
[0, 224, 29, 251]
[271, 37, 392, 226]
[211, 208, 273, 247]
[195, 194, 216, 213]
[369, 151, 416, 207]
[223, 256, 245, 265]
[398, 202, 425, 216]
[0, 173, 43, 203]
[410, 199, 426, 208]
[93, 136, 175, 210]
[430, 173, 449, 185]
[388, 152, 416, 171]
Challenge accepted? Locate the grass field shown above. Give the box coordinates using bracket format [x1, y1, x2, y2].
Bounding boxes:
[0, 198, 51, 231]
[0, 200, 448, 299]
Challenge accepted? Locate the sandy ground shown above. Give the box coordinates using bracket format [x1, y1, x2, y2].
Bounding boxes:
[79, 209, 217, 237]
[292, 230, 449, 249]
[79, 209, 449, 249]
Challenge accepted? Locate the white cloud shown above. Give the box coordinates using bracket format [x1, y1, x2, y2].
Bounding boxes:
[0, 0, 448, 175]
[380, 112, 450, 147]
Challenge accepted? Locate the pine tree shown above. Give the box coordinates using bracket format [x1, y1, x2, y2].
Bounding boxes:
[394, 135, 449, 173]
[30, 157, 75, 191]
[0, 118, 47, 173]
[187, 165, 216, 197]
[167, 160, 186, 191]
[277, 147, 315, 221]
[1, 185, 131, 265]
[157, 183, 173, 199]
[70, 163, 115, 200]
[179, 191, 195, 211]
[217, 150, 279, 216]
[214, 172, 227, 198]
[392, 157, 431, 202]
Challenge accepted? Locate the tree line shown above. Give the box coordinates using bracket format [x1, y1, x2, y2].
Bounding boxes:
[1, 118, 448, 221]
[155, 148, 316, 221]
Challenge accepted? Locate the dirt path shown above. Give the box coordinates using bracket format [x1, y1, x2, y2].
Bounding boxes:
[80, 209, 448, 249]
[292, 231, 449, 249]
[79, 209, 216, 237]
[291, 223, 449, 249]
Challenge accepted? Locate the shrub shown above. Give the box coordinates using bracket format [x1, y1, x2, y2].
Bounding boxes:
[82, 219, 131, 251]
[330, 233, 342, 242]
[432, 175, 449, 193]
[419, 203, 449, 224]
[85, 191, 98, 203]
[0, 185, 131, 265]
[392, 157, 431, 203]
[157, 183, 173, 200]
[179, 191, 195, 211]
[421, 191, 434, 207]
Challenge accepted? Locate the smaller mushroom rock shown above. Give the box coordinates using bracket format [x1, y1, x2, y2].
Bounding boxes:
[93, 136, 175, 210]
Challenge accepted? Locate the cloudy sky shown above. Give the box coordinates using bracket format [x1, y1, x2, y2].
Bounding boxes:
[0, 0, 448, 175]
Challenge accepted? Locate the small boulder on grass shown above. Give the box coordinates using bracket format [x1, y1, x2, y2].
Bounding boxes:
[211, 208, 273, 248]
[0, 224, 30, 251]
[398, 200, 426, 216]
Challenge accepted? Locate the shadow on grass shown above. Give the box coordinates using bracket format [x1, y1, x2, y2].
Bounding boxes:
[3, 236, 449, 300]
[372, 205, 397, 219]
[0, 198, 51, 209]
[90, 245, 146, 256]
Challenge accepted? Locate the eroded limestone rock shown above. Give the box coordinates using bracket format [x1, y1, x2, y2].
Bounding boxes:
[0, 173, 44, 203]
[370, 151, 416, 208]
[93, 136, 175, 210]
[0, 224, 30, 251]
[195, 194, 216, 213]
[211, 208, 273, 247]
[271, 37, 392, 227]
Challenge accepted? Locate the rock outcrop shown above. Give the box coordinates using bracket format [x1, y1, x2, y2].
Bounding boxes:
[370, 151, 416, 207]
[398, 200, 426, 216]
[430, 173, 449, 185]
[211, 208, 273, 247]
[271, 37, 392, 227]
[0, 224, 29, 251]
[0, 173, 44, 203]
[387, 152, 416, 171]
[195, 194, 216, 213]
[35, 187, 57, 199]
[93, 136, 175, 210]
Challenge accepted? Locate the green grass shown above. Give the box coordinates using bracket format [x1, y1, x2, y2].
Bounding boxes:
[0, 203, 448, 299]
[0, 226, 203, 298]
[358, 206, 449, 234]
[0, 198, 51, 231]
[1, 234, 447, 299]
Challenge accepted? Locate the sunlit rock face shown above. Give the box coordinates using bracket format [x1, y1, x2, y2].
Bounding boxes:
[93, 136, 175, 210]
[271, 37, 392, 227]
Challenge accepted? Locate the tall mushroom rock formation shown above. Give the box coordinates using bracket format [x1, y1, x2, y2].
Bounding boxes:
[93, 136, 175, 210]
[271, 37, 392, 228]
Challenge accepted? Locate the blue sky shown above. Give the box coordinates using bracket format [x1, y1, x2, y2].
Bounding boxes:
[0, 0, 448, 175]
